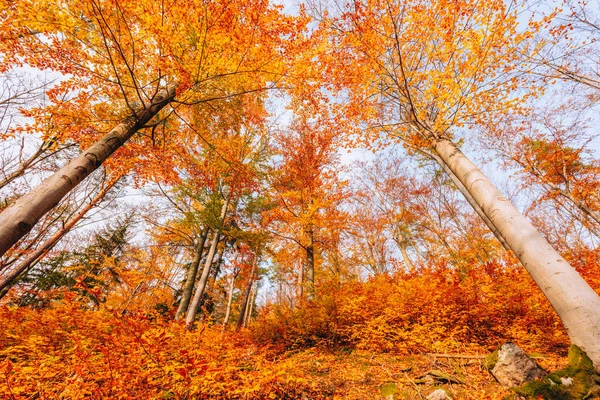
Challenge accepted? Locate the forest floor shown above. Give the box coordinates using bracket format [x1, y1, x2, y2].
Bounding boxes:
[0, 302, 571, 399]
[251, 347, 567, 399]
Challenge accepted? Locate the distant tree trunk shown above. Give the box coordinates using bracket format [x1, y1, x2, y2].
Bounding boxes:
[392, 230, 415, 271]
[185, 198, 229, 327]
[237, 257, 257, 330]
[0, 175, 121, 298]
[222, 267, 240, 328]
[175, 226, 210, 320]
[0, 87, 176, 258]
[297, 261, 304, 300]
[244, 282, 258, 327]
[209, 243, 227, 285]
[0, 138, 60, 190]
[433, 137, 600, 372]
[305, 229, 315, 300]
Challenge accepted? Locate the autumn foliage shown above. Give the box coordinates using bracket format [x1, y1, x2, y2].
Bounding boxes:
[2, 0, 600, 398]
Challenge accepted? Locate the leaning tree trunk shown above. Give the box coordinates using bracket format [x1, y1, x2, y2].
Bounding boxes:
[0, 175, 122, 298]
[0, 87, 176, 257]
[419, 148, 510, 251]
[433, 137, 600, 372]
[185, 198, 229, 327]
[175, 226, 210, 320]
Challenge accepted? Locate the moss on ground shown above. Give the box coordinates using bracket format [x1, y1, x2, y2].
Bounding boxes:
[513, 345, 600, 400]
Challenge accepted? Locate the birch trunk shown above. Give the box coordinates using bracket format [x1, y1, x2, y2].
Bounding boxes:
[433, 138, 600, 372]
[0, 175, 121, 297]
[0, 87, 176, 257]
[184, 198, 229, 326]
[175, 226, 209, 320]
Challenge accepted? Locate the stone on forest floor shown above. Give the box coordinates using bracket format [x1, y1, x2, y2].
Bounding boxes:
[485, 342, 546, 387]
[513, 345, 600, 400]
[426, 388, 453, 400]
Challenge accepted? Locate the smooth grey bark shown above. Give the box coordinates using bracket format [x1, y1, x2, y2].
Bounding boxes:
[244, 282, 258, 328]
[0, 175, 121, 298]
[420, 148, 510, 251]
[237, 257, 257, 330]
[222, 267, 240, 328]
[392, 230, 415, 271]
[175, 226, 210, 320]
[0, 87, 176, 257]
[185, 198, 229, 326]
[433, 138, 600, 372]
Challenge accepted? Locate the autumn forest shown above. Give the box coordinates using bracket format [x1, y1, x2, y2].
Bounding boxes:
[1, 0, 600, 398]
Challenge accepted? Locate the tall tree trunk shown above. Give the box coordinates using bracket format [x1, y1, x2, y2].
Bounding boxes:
[185, 198, 229, 327]
[420, 148, 510, 251]
[244, 282, 258, 327]
[237, 257, 256, 330]
[0, 175, 121, 297]
[222, 268, 239, 328]
[175, 226, 209, 320]
[433, 138, 600, 371]
[209, 243, 227, 285]
[393, 230, 415, 271]
[297, 260, 304, 300]
[0, 87, 176, 257]
[305, 230, 315, 300]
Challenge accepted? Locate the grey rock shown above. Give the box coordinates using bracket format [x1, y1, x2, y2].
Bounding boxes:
[426, 389, 452, 400]
[491, 343, 546, 387]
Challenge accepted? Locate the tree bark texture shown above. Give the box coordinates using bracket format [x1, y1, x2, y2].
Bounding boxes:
[421, 148, 510, 251]
[175, 226, 210, 320]
[222, 268, 239, 328]
[0, 87, 176, 257]
[0, 175, 121, 297]
[185, 198, 229, 326]
[433, 138, 600, 372]
[237, 257, 257, 330]
[305, 226, 315, 300]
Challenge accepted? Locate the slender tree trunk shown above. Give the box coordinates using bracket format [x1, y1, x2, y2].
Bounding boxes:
[420, 148, 510, 251]
[185, 198, 229, 327]
[209, 244, 227, 285]
[0, 175, 121, 297]
[556, 186, 600, 227]
[0, 87, 176, 257]
[244, 282, 258, 327]
[393, 231, 415, 271]
[0, 138, 55, 190]
[222, 268, 239, 328]
[305, 227, 315, 300]
[175, 226, 209, 320]
[297, 261, 304, 300]
[237, 257, 257, 330]
[433, 138, 600, 371]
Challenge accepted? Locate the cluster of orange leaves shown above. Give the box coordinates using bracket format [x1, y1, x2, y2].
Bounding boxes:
[255, 263, 571, 356]
[0, 296, 324, 399]
[4, 253, 599, 399]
